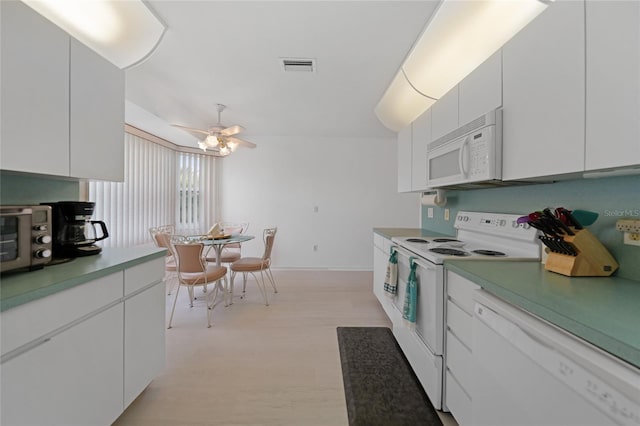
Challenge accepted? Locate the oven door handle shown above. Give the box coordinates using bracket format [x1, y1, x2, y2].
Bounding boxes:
[394, 247, 437, 270]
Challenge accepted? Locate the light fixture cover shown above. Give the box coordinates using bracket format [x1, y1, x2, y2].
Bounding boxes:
[376, 0, 551, 131]
[22, 0, 166, 69]
[374, 71, 436, 132]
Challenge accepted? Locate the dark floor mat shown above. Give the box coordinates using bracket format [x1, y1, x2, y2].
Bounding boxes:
[337, 326, 443, 426]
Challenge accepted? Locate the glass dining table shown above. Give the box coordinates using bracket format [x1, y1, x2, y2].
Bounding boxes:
[188, 234, 255, 266]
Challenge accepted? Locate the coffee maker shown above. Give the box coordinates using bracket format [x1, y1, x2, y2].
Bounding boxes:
[43, 202, 109, 258]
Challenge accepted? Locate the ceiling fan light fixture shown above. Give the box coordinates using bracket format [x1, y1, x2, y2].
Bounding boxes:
[205, 134, 219, 147]
[171, 103, 256, 156]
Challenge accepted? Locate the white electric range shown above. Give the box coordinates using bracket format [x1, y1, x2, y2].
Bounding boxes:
[392, 211, 541, 264]
[387, 211, 541, 411]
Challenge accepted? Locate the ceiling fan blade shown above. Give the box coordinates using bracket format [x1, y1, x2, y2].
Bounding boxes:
[228, 136, 256, 148]
[171, 124, 210, 135]
[220, 125, 244, 136]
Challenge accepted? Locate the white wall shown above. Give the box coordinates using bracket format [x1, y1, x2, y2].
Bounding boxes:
[218, 135, 419, 270]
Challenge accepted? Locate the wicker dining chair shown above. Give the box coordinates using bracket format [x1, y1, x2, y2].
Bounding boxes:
[230, 227, 278, 306]
[205, 221, 249, 265]
[168, 236, 228, 328]
[149, 225, 178, 295]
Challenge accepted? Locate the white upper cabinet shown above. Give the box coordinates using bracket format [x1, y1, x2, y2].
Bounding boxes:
[585, 0, 640, 171]
[411, 108, 432, 192]
[0, 1, 124, 181]
[431, 86, 459, 142]
[502, 0, 585, 181]
[0, 1, 70, 176]
[397, 124, 413, 192]
[70, 39, 125, 181]
[458, 51, 502, 126]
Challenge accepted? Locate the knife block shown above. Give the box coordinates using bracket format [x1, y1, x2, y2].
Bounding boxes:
[544, 229, 618, 277]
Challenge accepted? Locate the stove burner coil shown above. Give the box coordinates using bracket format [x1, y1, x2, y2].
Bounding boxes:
[406, 238, 429, 244]
[429, 248, 470, 256]
[472, 249, 507, 257]
[432, 238, 462, 243]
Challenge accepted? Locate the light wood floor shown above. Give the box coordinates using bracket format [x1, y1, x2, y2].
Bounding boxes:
[113, 270, 457, 426]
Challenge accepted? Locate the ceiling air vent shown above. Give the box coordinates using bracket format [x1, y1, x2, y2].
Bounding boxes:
[281, 58, 316, 72]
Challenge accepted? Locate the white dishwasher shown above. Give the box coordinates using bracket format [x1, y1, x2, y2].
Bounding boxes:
[472, 290, 640, 426]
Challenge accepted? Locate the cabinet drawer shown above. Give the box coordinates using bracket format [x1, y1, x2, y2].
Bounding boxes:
[447, 271, 480, 315]
[445, 370, 472, 426]
[1, 272, 123, 355]
[447, 300, 472, 348]
[446, 330, 472, 392]
[124, 257, 165, 296]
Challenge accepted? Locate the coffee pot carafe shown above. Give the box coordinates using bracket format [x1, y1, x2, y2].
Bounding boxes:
[43, 202, 109, 258]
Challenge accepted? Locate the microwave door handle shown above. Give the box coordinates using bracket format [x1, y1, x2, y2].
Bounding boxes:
[459, 137, 469, 177]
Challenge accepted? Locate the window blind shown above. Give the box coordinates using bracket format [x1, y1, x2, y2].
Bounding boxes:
[89, 131, 217, 247]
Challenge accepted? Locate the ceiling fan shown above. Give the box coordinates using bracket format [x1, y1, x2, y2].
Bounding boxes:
[171, 104, 256, 156]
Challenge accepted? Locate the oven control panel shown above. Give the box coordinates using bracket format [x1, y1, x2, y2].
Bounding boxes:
[455, 211, 538, 242]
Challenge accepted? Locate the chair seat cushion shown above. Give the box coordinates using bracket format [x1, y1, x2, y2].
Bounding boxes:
[231, 257, 269, 272]
[206, 249, 241, 264]
[179, 264, 227, 285]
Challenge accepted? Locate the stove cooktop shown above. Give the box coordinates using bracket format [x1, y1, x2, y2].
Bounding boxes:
[391, 211, 541, 265]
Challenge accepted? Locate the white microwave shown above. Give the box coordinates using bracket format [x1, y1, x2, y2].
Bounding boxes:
[426, 109, 502, 189]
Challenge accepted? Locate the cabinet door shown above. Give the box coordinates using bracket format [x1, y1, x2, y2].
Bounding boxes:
[397, 124, 413, 192]
[70, 39, 125, 181]
[458, 51, 502, 126]
[373, 244, 387, 301]
[0, 1, 70, 176]
[373, 240, 395, 321]
[431, 86, 459, 142]
[502, 0, 585, 181]
[585, 0, 640, 170]
[411, 108, 432, 192]
[0, 304, 124, 426]
[124, 281, 166, 408]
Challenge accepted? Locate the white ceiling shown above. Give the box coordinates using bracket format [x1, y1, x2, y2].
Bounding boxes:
[124, 1, 440, 147]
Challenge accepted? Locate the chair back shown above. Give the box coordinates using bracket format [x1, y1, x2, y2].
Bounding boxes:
[174, 243, 206, 273]
[262, 227, 277, 261]
[219, 221, 249, 249]
[149, 225, 175, 248]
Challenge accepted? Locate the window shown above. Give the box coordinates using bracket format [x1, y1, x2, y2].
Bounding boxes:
[89, 129, 218, 247]
[176, 151, 217, 236]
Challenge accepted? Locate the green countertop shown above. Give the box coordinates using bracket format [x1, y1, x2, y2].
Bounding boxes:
[0, 246, 167, 312]
[446, 260, 640, 369]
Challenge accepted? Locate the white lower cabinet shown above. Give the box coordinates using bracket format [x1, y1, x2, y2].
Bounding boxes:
[0, 256, 165, 425]
[124, 258, 166, 408]
[1, 304, 124, 426]
[372, 233, 398, 322]
[444, 271, 479, 426]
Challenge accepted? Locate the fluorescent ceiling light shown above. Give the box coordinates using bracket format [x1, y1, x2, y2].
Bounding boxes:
[376, 0, 551, 131]
[374, 70, 437, 132]
[22, 0, 166, 69]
